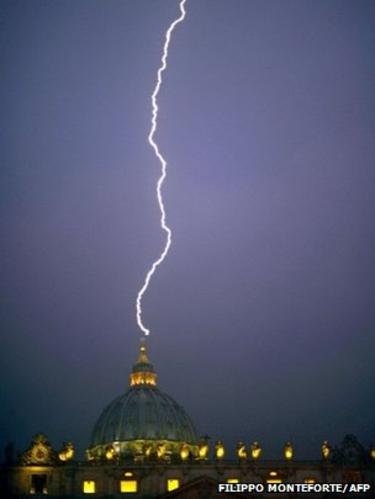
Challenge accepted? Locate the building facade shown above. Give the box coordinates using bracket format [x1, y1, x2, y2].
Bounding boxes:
[1, 342, 375, 498]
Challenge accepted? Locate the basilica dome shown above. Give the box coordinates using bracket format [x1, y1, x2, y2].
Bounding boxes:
[87, 340, 197, 461]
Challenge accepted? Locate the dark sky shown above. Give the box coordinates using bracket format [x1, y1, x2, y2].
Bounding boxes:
[1, 0, 375, 460]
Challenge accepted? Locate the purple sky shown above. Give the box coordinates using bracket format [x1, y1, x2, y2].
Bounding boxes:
[1, 0, 375, 459]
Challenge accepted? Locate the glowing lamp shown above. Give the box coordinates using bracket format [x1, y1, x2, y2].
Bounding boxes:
[284, 442, 293, 460]
[215, 440, 225, 460]
[157, 443, 166, 459]
[237, 441, 247, 460]
[197, 440, 209, 460]
[251, 441, 262, 460]
[370, 446, 375, 460]
[58, 442, 74, 462]
[65, 445, 74, 460]
[180, 444, 189, 461]
[143, 444, 152, 458]
[105, 445, 115, 461]
[321, 441, 331, 460]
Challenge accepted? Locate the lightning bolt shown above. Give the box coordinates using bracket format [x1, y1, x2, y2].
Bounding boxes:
[136, 0, 187, 336]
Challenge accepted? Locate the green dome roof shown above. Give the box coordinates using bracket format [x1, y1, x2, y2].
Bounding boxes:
[90, 386, 197, 445]
[87, 341, 197, 460]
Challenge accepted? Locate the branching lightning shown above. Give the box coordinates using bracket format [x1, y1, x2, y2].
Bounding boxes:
[136, 0, 187, 336]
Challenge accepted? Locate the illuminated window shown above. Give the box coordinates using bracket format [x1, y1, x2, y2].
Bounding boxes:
[266, 471, 282, 484]
[83, 480, 96, 494]
[304, 478, 316, 484]
[120, 480, 138, 493]
[167, 479, 180, 492]
[227, 478, 239, 484]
